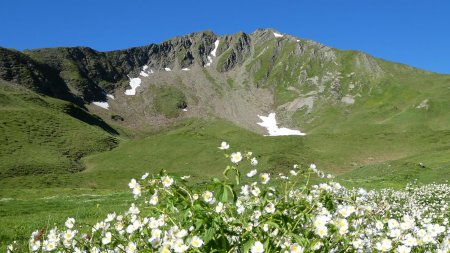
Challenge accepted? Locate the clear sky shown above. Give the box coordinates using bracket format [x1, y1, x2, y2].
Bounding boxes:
[1, 0, 449, 74]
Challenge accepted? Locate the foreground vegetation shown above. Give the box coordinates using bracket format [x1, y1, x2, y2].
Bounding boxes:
[1, 117, 449, 251]
[5, 142, 450, 252]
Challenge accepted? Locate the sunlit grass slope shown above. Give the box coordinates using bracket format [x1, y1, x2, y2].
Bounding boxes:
[0, 81, 117, 188]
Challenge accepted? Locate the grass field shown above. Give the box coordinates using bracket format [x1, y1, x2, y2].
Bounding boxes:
[4, 117, 448, 191]
[2, 116, 450, 250]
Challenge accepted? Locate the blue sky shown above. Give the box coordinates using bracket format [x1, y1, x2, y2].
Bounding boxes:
[1, 0, 449, 73]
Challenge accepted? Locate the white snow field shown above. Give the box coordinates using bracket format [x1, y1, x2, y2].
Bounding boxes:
[140, 65, 153, 77]
[124, 77, 142, 96]
[205, 40, 220, 67]
[273, 32, 284, 38]
[92, 101, 109, 110]
[139, 71, 149, 77]
[257, 113, 306, 136]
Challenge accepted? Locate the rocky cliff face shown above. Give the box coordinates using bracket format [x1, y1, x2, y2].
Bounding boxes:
[0, 48, 76, 103]
[0, 29, 387, 102]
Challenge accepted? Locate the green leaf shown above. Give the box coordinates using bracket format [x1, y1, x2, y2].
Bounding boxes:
[243, 239, 255, 253]
[218, 186, 228, 202]
[214, 184, 235, 203]
[264, 238, 270, 251]
[224, 184, 235, 203]
[266, 221, 281, 230]
[203, 227, 216, 244]
[195, 218, 205, 229]
[235, 172, 240, 185]
[223, 165, 232, 179]
[292, 234, 306, 245]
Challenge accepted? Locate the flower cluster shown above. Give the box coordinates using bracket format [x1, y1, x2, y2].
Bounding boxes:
[12, 142, 449, 252]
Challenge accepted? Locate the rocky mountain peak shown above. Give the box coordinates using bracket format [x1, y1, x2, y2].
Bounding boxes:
[0, 29, 423, 123]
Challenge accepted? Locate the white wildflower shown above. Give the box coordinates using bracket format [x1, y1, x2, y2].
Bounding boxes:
[128, 179, 138, 189]
[396, 245, 411, 253]
[203, 191, 214, 203]
[125, 241, 137, 253]
[161, 176, 174, 187]
[375, 239, 392, 252]
[218, 141, 230, 150]
[190, 236, 203, 248]
[315, 226, 328, 238]
[149, 193, 159, 206]
[290, 243, 304, 253]
[251, 241, 264, 253]
[231, 152, 243, 164]
[247, 169, 257, 177]
[141, 172, 149, 180]
[65, 217, 75, 229]
[260, 173, 270, 184]
[101, 232, 112, 245]
[264, 202, 276, 214]
[215, 202, 224, 213]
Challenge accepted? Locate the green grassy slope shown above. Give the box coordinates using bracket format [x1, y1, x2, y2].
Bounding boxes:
[0, 81, 117, 189]
[2, 115, 445, 192]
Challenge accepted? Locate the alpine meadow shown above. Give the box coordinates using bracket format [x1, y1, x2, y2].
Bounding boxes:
[0, 28, 449, 252]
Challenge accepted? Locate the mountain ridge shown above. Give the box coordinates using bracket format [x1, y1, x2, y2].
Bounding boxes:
[1, 29, 442, 105]
[1, 29, 449, 133]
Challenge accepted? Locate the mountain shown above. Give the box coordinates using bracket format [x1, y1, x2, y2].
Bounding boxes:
[0, 29, 449, 189]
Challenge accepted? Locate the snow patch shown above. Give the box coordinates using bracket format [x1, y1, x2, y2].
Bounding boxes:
[140, 65, 153, 77]
[124, 77, 142, 96]
[205, 39, 220, 67]
[273, 32, 284, 38]
[165, 67, 171, 71]
[211, 39, 219, 57]
[106, 94, 115, 100]
[92, 101, 109, 110]
[182, 68, 191, 71]
[296, 39, 300, 42]
[257, 113, 306, 136]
